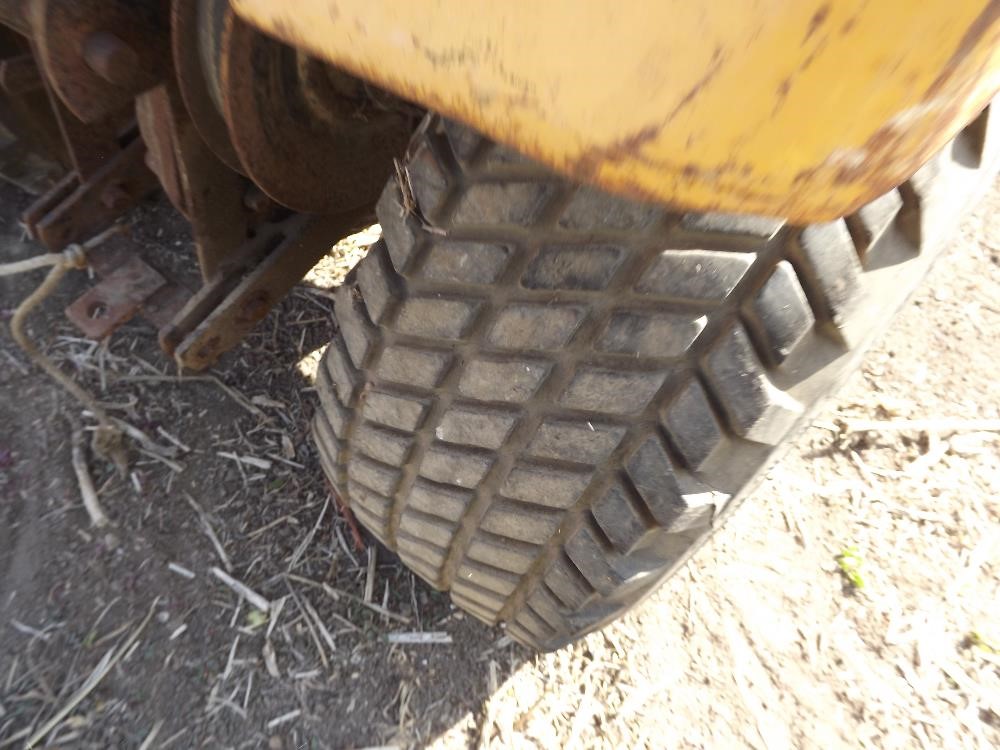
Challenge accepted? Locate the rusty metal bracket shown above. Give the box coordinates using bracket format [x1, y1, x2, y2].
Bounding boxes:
[61, 240, 191, 340]
[65, 254, 167, 339]
[137, 82, 249, 281]
[21, 133, 158, 250]
[28, 0, 170, 123]
[161, 208, 370, 370]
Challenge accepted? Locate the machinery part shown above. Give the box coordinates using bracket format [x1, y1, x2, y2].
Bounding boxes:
[21, 133, 158, 250]
[160, 208, 372, 370]
[0, 28, 67, 169]
[233, 0, 1000, 223]
[312, 110, 998, 649]
[27, 0, 169, 123]
[1, 27, 158, 250]
[64, 254, 166, 339]
[136, 81, 249, 280]
[1, 0, 413, 369]
[170, 0, 242, 173]
[0, 42, 63, 193]
[206, 0, 417, 213]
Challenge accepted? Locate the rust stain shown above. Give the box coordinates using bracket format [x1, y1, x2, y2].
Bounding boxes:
[821, 0, 1000, 206]
[233, 0, 999, 223]
[803, 3, 831, 44]
[663, 46, 726, 124]
[772, 76, 793, 116]
[569, 46, 728, 179]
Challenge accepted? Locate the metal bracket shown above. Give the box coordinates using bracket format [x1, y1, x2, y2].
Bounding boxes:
[64, 255, 167, 339]
[161, 208, 370, 370]
[21, 133, 159, 250]
[62, 243, 191, 341]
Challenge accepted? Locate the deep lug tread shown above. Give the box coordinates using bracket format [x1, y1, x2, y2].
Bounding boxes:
[845, 189, 903, 261]
[309, 110, 997, 650]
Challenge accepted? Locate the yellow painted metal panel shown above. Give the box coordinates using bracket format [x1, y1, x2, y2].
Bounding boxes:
[232, 0, 1000, 221]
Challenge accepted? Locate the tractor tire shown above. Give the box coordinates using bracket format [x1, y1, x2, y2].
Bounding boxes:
[313, 108, 998, 650]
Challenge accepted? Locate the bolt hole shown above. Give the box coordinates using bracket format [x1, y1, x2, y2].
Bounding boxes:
[88, 301, 109, 320]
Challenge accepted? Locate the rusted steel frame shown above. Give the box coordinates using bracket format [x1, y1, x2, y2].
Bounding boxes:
[21, 133, 159, 250]
[162, 208, 371, 370]
[0, 30, 67, 167]
[58, 238, 191, 340]
[159, 217, 303, 356]
[39, 88, 119, 179]
[170, 0, 242, 172]
[211, 0, 416, 213]
[23, 33, 123, 180]
[136, 82, 248, 281]
[64, 254, 167, 339]
[27, 0, 170, 124]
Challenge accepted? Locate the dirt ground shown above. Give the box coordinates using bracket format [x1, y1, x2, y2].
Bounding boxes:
[1, 177, 998, 750]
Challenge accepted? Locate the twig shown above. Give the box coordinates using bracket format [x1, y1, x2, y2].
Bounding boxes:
[110, 374, 265, 418]
[158, 727, 188, 749]
[334, 525, 359, 568]
[282, 579, 328, 668]
[321, 583, 410, 624]
[25, 597, 159, 748]
[106, 418, 176, 458]
[387, 632, 453, 645]
[69, 416, 109, 528]
[9, 620, 51, 641]
[262, 640, 280, 678]
[266, 709, 300, 730]
[156, 427, 191, 453]
[286, 498, 328, 572]
[223, 635, 240, 680]
[137, 448, 184, 473]
[266, 596, 287, 640]
[210, 567, 270, 613]
[330, 486, 365, 553]
[167, 562, 195, 579]
[246, 514, 299, 540]
[217, 452, 272, 471]
[137, 719, 164, 750]
[184, 493, 232, 571]
[0, 726, 30, 748]
[302, 595, 337, 655]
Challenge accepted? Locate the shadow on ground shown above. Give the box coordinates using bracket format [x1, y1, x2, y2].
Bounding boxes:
[0, 185, 533, 748]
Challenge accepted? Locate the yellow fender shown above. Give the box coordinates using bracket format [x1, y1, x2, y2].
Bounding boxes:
[233, 0, 1000, 221]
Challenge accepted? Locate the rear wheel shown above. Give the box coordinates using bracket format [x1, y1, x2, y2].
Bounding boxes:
[312, 107, 998, 650]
